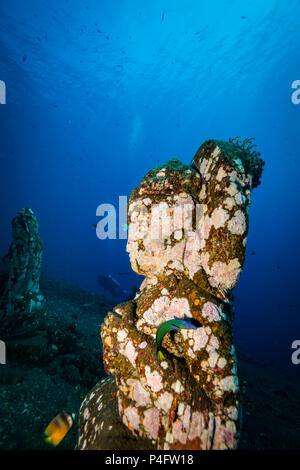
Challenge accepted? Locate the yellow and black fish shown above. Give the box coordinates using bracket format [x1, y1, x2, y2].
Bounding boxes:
[44, 411, 74, 446]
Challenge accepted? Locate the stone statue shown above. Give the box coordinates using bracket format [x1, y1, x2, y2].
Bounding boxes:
[78, 138, 264, 450]
[0, 207, 44, 338]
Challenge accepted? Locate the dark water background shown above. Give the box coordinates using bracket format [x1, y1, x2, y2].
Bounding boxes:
[0, 0, 299, 377]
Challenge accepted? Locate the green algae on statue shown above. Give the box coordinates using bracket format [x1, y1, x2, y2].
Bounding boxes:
[78, 138, 264, 450]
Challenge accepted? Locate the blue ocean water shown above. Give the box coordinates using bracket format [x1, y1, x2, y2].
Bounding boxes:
[0, 0, 299, 376]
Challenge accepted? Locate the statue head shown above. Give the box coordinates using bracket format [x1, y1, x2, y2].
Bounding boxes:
[126, 158, 203, 280]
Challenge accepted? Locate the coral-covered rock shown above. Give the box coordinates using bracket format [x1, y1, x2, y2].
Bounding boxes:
[78, 139, 264, 450]
[0, 207, 44, 338]
[77, 376, 155, 450]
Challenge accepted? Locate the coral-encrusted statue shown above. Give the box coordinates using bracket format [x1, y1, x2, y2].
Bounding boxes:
[77, 138, 264, 450]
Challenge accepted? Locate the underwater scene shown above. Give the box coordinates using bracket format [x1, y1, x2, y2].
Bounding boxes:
[0, 0, 300, 453]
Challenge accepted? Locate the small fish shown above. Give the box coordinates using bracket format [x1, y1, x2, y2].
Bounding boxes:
[44, 412, 74, 446]
[156, 316, 198, 360]
[82, 302, 97, 308]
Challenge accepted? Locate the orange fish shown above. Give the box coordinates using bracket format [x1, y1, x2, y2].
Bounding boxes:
[44, 412, 74, 446]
